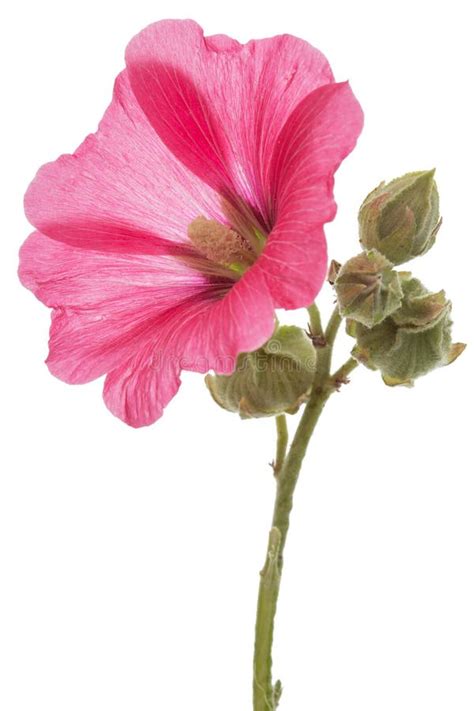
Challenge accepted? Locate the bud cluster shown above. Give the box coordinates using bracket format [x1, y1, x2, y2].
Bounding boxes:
[347, 275, 465, 386]
[334, 170, 465, 386]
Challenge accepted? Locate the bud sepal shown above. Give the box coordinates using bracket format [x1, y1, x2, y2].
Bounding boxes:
[334, 250, 403, 327]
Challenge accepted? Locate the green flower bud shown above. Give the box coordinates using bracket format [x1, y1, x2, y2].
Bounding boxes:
[334, 250, 403, 327]
[348, 275, 465, 386]
[205, 326, 316, 418]
[359, 170, 441, 265]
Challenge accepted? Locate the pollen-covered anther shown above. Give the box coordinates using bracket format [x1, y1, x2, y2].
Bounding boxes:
[187, 216, 255, 270]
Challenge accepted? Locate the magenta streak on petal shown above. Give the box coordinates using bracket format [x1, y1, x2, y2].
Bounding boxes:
[24, 71, 231, 251]
[256, 82, 364, 309]
[126, 19, 335, 229]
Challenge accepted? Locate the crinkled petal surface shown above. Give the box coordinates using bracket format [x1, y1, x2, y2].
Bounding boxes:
[25, 71, 229, 252]
[126, 20, 363, 306]
[259, 82, 364, 307]
[19, 232, 275, 426]
[126, 19, 335, 224]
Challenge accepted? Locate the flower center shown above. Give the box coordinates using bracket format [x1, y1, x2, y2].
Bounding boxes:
[187, 217, 257, 276]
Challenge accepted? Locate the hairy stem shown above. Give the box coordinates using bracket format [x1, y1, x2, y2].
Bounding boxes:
[332, 357, 359, 387]
[253, 307, 344, 710]
[273, 415, 289, 477]
[307, 303, 323, 339]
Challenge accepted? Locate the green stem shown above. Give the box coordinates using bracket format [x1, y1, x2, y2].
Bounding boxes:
[273, 415, 288, 477]
[253, 528, 282, 711]
[307, 303, 323, 339]
[324, 307, 342, 351]
[271, 381, 332, 562]
[332, 357, 359, 387]
[253, 307, 343, 710]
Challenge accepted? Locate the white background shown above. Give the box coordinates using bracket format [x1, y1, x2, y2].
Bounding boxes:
[1, 1, 473, 709]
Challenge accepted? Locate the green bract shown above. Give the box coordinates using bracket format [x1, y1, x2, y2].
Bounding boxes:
[348, 275, 465, 386]
[359, 170, 441, 265]
[334, 250, 403, 327]
[205, 326, 316, 418]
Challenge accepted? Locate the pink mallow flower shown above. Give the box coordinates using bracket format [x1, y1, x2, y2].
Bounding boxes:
[19, 20, 363, 427]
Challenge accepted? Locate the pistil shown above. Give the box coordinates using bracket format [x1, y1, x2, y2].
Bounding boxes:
[187, 216, 256, 275]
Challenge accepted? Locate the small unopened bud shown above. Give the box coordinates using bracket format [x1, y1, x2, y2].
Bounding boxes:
[205, 326, 316, 418]
[349, 275, 465, 386]
[334, 250, 403, 328]
[359, 170, 441, 265]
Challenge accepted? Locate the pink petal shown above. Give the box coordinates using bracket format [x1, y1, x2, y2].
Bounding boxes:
[19, 231, 219, 383]
[177, 264, 276, 375]
[125, 19, 334, 226]
[258, 82, 364, 308]
[19, 232, 275, 425]
[103, 265, 275, 426]
[24, 72, 227, 253]
[103, 349, 182, 428]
